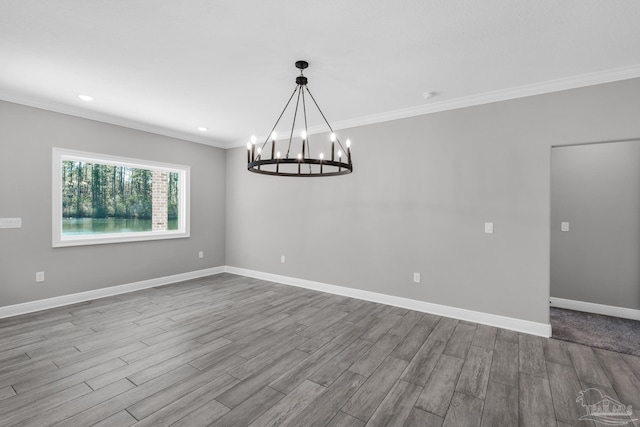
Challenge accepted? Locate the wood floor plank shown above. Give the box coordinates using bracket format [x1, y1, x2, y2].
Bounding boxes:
[215, 349, 308, 409]
[0, 386, 15, 401]
[543, 338, 573, 366]
[480, 380, 518, 427]
[210, 386, 285, 427]
[308, 339, 372, 387]
[442, 392, 483, 427]
[566, 343, 612, 388]
[443, 323, 476, 359]
[349, 334, 402, 378]
[167, 398, 230, 427]
[91, 410, 138, 427]
[400, 338, 447, 386]
[359, 314, 403, 343]
[248, 380, 325, 427]
[415, 354, 465, 417]
[229, 334, 309, 381]
[0, 382, 93, 426]
[284, 370, 366, 426]
[187, 329, 268, 371]
[519, 333, 547, 379]
[547, 361, 585, 425]
[51, 364, 198, 426]
[387, 311, 423, 338]
[519, 373, 556, 427]
[455, 345, 493, 399]
[126, 337, 232, 386]
[471, 325, 498, 350]
[389, 314, 440, 361]
[428, 317, 459, 342]
[14, 378, 135, 427]
[132, 375, 239, 427]
[126, 356, 244, 421]
[593, 348, 640, 410]
[496, 328, 519, 343]
[52, 340, 147, 369]
[270, 342, 343, 394]
[12, 357, 127, 394]
[86, 340, 205, 390]
[326, 411, 366, 427]
[342, 356, 408, 422]
[365, 379, 422, 426]
[489, 338, 519, 388]
[405, 408, 444, 427]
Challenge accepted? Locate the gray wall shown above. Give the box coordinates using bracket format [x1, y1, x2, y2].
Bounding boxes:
[226, 78, 640, 324]
[551, 140, 640, 310]
[0, 101, 226, 307]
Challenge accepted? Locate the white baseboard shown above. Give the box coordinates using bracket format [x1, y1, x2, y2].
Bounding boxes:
[550, 297, 640, 321]
[0, 267, 225, 319]
[0, 265, 552, 338]
[226, 266, 551, 338]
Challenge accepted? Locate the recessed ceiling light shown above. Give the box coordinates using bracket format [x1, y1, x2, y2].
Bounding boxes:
[197, 127, 208, 132]
[422, 91, 437, 99]
[78, 94, 94, 102]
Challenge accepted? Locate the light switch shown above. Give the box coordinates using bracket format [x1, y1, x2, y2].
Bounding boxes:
[0, 218, 21, 229]
[561, 222, 569, 232]
[484, 222, 494, 234]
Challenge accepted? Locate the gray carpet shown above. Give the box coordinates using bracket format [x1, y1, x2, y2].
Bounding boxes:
[550, 307, 640, 356]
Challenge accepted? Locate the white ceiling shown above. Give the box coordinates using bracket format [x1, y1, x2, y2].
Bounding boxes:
[1, 1, 640, 148]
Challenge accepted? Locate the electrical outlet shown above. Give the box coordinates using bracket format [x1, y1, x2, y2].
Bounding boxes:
[413, 272, 421, 283]
[35, 271, 45, 283]
[484, 222, 494, 234]
[281, 255, 285, 264]
[561, 222, 569, 232]
[198, 251, 204, 259]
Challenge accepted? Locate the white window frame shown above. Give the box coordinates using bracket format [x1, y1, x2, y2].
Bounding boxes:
[52, 147, 190, 247]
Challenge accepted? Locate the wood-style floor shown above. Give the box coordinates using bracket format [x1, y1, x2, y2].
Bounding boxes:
[0, 273, 639, 427]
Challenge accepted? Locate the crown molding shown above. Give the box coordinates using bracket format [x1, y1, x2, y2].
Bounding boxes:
[3, 64, 640, 151]
[0, 91, 227, 149]
[228, 64, 640, 148]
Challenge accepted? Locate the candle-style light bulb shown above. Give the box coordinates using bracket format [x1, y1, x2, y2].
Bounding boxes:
[319, 153, 324, 160]
[257, 147, 261, 155]
[246, 142, 251, 150]
[276, 151, 281, 159]
[297, 153, 302, 160]
[271, 131, 277, 140]
[301, 130, 307, 140]
[330, 132, 336, 142]
[250, 135, 257, 144]
[338, 150, 343, 158]
[346, 139, 351, 148]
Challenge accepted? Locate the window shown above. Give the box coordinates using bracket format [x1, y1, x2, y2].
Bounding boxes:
[52, 148, 190, 247]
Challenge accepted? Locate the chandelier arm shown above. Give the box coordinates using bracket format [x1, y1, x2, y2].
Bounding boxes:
[304, 86, 348, 153]
[259, 85, 300, 159]
[301, 88, 312, 173]
[286, 86, 303, 159]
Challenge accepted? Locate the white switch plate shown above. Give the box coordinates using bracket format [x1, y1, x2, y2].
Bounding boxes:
[484, 222, 494, 234]
[198, 251, 204, 259]
[561, 222, 569, 232]
[0, 218, 21, 228]
[35, 272, 45, 282]
[413, 272, 421, 283]
[281, 255, 285, 263]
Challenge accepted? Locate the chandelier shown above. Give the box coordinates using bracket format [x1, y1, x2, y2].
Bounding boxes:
[247, 60, 353, 177]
